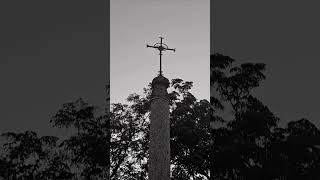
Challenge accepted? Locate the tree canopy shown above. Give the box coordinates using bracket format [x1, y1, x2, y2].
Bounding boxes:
[1, 53, 320, 179]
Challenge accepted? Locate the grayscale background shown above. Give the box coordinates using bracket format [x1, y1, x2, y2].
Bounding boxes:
[0, 1, 109, 136]
[212, 0, 320, 126]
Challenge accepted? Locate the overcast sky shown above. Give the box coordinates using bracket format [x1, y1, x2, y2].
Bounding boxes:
[212, 0, 320, 126]
[110, 0, 210, 104]
[0, 1, 109, 136]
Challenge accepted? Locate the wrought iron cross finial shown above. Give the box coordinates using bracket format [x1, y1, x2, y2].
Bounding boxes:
[147, 36, 175, 76]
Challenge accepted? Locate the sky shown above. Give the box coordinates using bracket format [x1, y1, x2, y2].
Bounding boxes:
[110, 0, 210, 104]
[0, 0, 109, 136]
[212, 0, 320, 127]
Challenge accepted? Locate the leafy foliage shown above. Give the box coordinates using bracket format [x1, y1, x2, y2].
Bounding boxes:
[0, 131, 73, 179]
[1, 53, 320, 179]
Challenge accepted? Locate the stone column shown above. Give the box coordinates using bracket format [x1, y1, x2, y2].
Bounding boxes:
[149, 75, 170, 180]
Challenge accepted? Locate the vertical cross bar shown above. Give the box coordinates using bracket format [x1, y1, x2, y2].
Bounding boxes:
[146, 36, 175, 76]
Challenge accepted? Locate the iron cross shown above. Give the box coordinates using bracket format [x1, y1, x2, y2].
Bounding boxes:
[147, 37, 175, 76]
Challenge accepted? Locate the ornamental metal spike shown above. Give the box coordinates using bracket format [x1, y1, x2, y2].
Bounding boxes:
[147, 36, 175, 76]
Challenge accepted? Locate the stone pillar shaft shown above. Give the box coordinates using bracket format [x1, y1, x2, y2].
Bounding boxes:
[149, 75, 170, 180]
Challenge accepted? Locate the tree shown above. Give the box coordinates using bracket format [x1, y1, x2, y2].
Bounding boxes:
[50, 98, 110, 179]
[0, 131, 73, 179]
[209, 53, 320, 180]
[1, 97, 110, 179]
[2, 53, 320, 179]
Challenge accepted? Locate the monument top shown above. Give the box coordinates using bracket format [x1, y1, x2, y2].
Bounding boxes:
[147, 36, 175, 76]
[151, 74, 170, 89]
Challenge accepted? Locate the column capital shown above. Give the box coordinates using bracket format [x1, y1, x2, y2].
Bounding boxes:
[151, 75, 170, 89]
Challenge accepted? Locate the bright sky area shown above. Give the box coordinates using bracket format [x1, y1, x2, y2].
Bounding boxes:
[110, 0, 210, 104]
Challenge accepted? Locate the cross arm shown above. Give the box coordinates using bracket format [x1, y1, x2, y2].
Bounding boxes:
[165, 47, 175, 52]
[146, 44, 158, 49]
